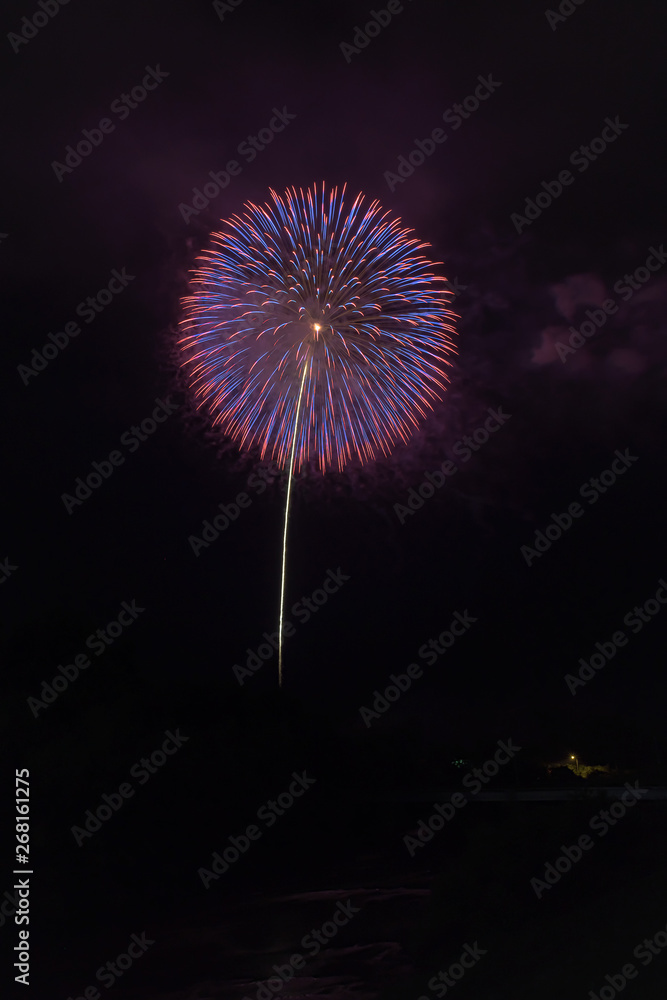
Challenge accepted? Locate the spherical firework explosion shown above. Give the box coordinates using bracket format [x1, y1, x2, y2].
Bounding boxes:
[179, 183, 458, 474]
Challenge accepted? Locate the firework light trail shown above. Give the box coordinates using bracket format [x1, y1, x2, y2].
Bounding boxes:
[179, 183, 458, 684]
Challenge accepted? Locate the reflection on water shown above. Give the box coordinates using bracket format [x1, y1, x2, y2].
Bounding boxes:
[129, 875, 434, 1000]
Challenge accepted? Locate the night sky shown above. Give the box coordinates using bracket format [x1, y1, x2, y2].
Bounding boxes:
[2, 1, 667, 997]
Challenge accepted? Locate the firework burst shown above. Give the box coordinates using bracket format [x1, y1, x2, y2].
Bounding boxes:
[179, 183, 458, 685]
[179, 183, 458, 474]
